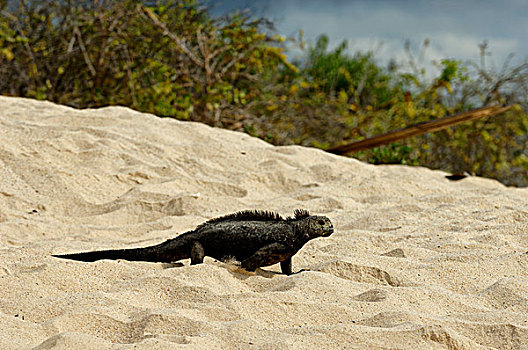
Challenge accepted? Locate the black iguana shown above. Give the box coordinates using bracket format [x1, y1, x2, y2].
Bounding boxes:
[52, 209, 334, 275]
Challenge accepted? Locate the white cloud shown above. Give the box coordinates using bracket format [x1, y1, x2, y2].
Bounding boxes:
[213, 0, 528, 74]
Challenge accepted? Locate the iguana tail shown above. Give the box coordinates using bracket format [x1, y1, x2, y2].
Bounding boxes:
[52, 242, 175, 263]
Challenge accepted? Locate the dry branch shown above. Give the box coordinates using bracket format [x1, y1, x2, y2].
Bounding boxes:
[327, 105, 513, 155]
[138, 5, 204, 67]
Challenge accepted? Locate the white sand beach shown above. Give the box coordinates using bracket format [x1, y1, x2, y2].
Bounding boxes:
[0, 96, 527, 349]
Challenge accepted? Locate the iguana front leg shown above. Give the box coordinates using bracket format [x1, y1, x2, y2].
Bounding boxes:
[190, 241, 205, 265]
[241, 243, 294, 275]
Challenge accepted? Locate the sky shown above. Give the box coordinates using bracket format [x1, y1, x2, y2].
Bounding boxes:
[208, 0, 528, 74]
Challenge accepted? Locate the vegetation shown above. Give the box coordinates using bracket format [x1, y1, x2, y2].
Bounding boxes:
[1, 0, 527, 186]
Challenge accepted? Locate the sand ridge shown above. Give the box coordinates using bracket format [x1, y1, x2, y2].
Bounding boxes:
[0, 96, 527, 349]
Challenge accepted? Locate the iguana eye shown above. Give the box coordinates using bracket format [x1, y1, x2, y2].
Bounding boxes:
[317, 219, 325, 225]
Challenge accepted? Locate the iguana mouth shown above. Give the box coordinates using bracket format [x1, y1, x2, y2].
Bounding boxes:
[324, 226, 334, 236]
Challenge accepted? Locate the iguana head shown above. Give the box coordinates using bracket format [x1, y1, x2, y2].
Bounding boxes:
[308, 215, 334, 238]
[293, 209, 334, 239]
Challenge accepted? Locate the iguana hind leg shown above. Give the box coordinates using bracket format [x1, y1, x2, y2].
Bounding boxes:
[241, 243, 293, 275]
[190, 241, 204, 265]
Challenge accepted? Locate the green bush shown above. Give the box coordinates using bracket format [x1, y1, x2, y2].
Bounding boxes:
[0, 0, 290, 123]
[1, 1, 527, 186]
[368, 143, 418, 165]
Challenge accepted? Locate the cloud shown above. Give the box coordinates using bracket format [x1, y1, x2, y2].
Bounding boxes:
[212, 0, 528, 72]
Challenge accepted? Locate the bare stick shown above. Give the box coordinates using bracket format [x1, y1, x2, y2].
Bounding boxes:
[138, 5, 204, 68]
[327, 105, 513, 155]
[73, 24, 96, 76]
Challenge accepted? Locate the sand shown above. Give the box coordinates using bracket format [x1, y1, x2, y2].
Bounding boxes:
[0, 95, 527, 349]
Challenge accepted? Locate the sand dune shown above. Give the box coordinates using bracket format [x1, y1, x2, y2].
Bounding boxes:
[0, 96, 527, 349]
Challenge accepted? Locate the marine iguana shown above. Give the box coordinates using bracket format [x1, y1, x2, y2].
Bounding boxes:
[52, 209, 334, 275]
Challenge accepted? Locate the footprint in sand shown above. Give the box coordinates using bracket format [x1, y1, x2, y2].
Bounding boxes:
[316, 260, 407, 287]
[353, 288, 388, 302]
[381, 248, 406, 258]
[357, 311, 421, 328]
[43, 312, 199, 345]
[479, 277, 528, 311]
